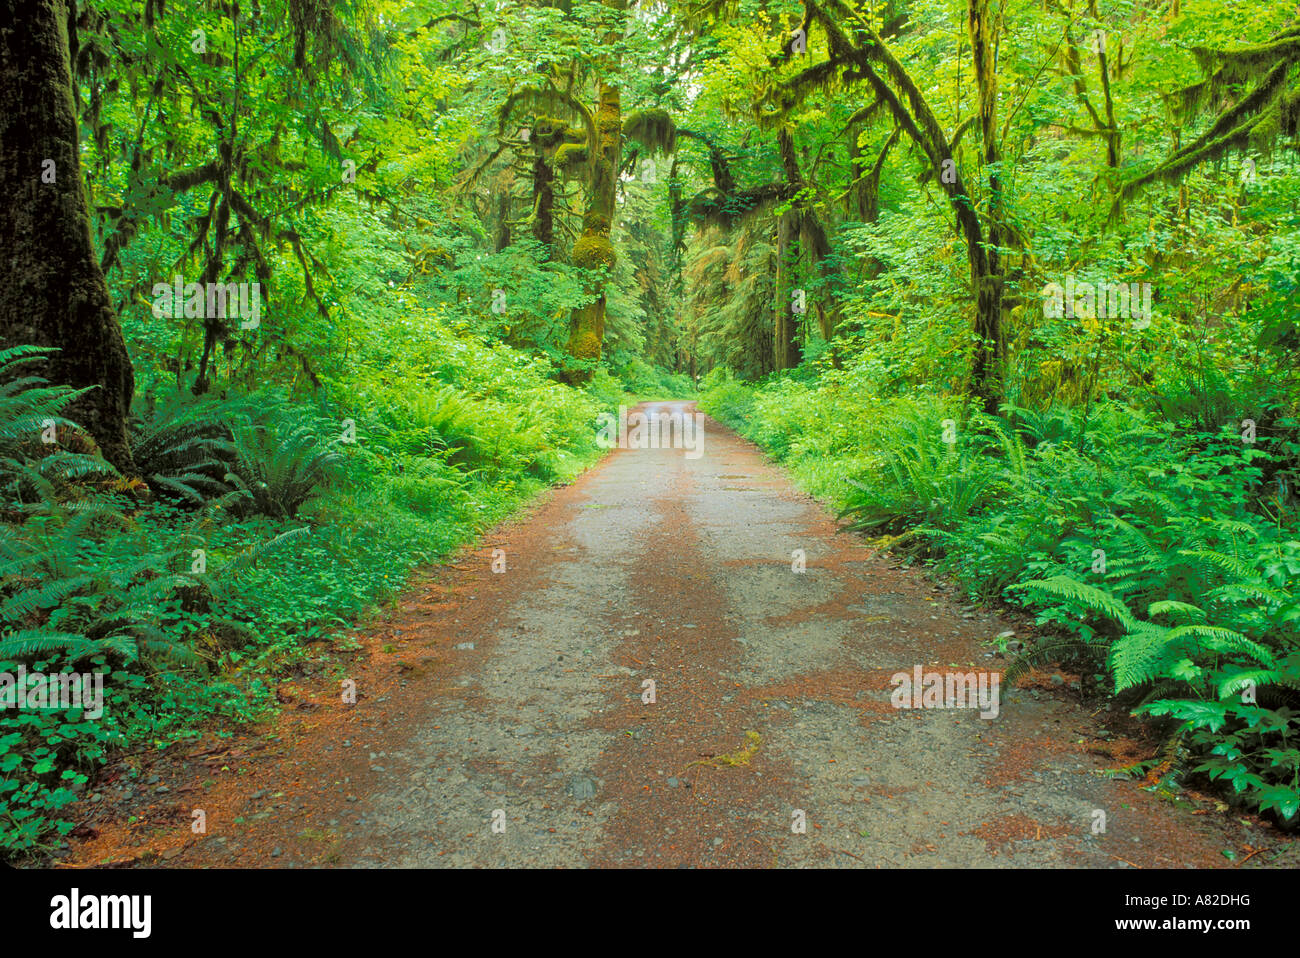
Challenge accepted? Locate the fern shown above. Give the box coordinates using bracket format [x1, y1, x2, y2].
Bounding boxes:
[1018, 575, 1138, 626]
[0, 629, 100, 660]
[217, 525, 312, 579]
[1148, 600, 1208, 622]
[224, 416, 344, 519]
[1003, 635, 1111, 686]
[129, 392, 239, 504]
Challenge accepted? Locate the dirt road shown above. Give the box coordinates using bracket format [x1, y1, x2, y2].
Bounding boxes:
[55, 402, 1292, 868]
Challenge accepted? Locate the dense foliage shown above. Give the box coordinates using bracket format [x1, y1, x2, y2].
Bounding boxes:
[2, 0, 1298, 855]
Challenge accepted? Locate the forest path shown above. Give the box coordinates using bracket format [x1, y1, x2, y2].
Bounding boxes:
[56, 403, 1284, 868]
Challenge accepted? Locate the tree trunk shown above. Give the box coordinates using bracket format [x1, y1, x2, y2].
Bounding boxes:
[773, 208, 802, 371]
[802, 5, 1006, 409]
[495, 189, 511, 252]
[0, 0, 135, 471]
[967, 0, 1005, 414]
[563, 80, 620, 382]
[532, 152, 554, 251]
[773, 128, 806, 371]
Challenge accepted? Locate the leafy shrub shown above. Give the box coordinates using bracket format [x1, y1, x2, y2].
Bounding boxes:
[611, 357, 697, 398]
[585, 369, 627, 418]
[697, 368, 756, 427]
[836, 404, 1018, 538]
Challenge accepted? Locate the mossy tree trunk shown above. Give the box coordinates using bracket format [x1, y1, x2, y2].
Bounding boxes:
[774, 205, 803, 371]
[532, 152, 554, 250]
[495, 189, 512, 252]
[967, 0, 1006, 413]
[0, 0, 136, 471]
[797, 0, 1009, 412]
[773, 128, 807, 371]
[563, 80, 621, 382]
[530, 114, 574, 255]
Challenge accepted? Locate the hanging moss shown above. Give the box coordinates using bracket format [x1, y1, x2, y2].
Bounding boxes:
[1119, 67, 1297, 209]
[555, 142, 588, 170]
[532, 116, 571, 148]
[1189, 33, 1300, 105]
[495, 88, 597, 148]
[687, 182, 791, 230]
[623, 108, 677, 155]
